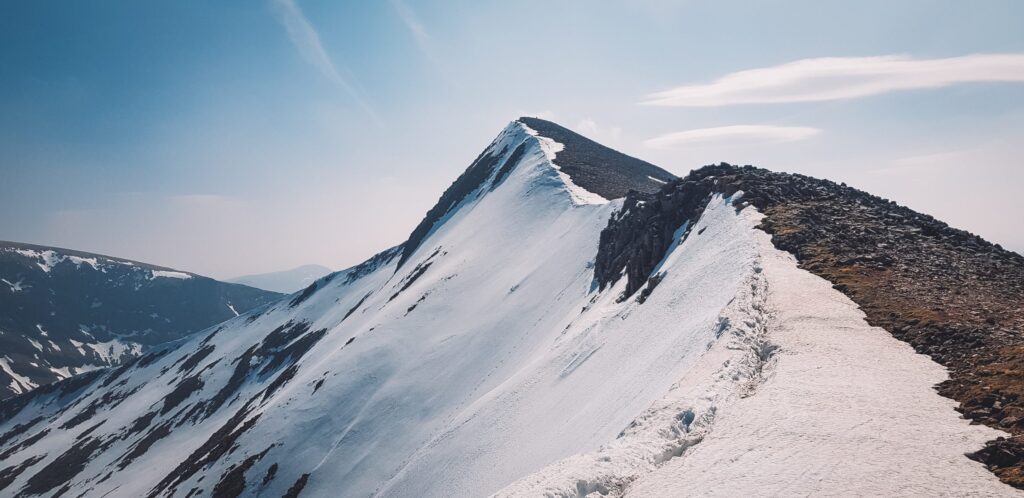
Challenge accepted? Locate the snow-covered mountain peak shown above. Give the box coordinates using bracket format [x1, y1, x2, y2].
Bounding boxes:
[0, 118, 645, 498]
[2, 129, 1022, 497]
[397, 118, 674, 268]
[516, 117, 676, 199]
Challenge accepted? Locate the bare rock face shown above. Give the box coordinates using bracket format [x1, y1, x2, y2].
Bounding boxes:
[595, 171, 720, 297]
[517, 117, 675, 199]
[595, 163, 1024, 487]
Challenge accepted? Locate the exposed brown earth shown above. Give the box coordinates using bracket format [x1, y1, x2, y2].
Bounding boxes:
[596, 164, 1024, 488]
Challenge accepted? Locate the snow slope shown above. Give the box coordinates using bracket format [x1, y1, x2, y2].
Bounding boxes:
[500, 196, 1013, 497]
[0, 121, 687, 497]
[623, 226, 1011, 497]
[0, 120, 1015, 498]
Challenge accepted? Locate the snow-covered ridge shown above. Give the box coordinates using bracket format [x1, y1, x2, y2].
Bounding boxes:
[516, 117, 676, 200]
[0, 123, 1016, 497]
[499, 196, 1013, 497]
[5, 247, 132, 273]
[496, 194, 776, 496]
[0, 120, 644, 497]
[398, 119, 621, 267]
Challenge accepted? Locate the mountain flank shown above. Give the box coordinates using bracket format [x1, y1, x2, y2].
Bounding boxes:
[0, 241, 282, 399]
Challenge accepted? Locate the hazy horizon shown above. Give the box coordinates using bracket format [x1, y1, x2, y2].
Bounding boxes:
[3, 1, 1023, 279]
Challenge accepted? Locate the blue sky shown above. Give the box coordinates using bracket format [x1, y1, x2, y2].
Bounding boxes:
[2, 1, 1023, 278]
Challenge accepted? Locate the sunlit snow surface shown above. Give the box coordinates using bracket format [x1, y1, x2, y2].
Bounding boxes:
[500, 197, 1015, 497]
[0, 123, 1015, 497]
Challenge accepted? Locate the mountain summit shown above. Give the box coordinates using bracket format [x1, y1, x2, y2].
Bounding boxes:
[0, 120, 1021, 497]
[397, 118, 674, 268]
[516, 117, 675, 199]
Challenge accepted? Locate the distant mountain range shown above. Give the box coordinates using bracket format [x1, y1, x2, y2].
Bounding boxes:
[0, 118, 1022, 497]
[228, 264, 333, 294]
[0, 241, 282, 399]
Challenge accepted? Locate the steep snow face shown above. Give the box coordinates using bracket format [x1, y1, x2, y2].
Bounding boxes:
[369, 203, 758, 497]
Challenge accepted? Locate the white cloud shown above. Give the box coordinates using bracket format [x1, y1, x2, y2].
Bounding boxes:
[573, 118, 623, 144]
[271, 0, 381, 124]
[643, 54, 1024, 106]
[644, 125, 821, 149]
[389, 0, 459, 87]
[391, 0, 431, 56]
[576, 118, 598, 134]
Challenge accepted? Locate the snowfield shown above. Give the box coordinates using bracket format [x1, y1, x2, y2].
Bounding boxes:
[0, 121, 1015, 497]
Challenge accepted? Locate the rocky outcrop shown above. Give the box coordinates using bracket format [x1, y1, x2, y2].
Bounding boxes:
[518, 117, 675, 199]
[595, 163, 1024, 487]
[595, 173, 721, 297]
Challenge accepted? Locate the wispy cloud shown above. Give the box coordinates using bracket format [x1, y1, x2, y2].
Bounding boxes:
[391, 0, 431, 56]
[575, 118, 623, 144]
[271, 0, 382, 124]
[389, 0, 456, 86]
[644, 125, 820, 149]
[643, 54, 1024, 106]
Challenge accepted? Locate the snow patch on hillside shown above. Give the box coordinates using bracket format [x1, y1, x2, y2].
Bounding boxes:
[6, 247, 117, 273]
[87, 339, 143, 363]
[150, 270, 192, 280]
[0, 356, 36, 394]
[13, 249, 63, 272]
[26, 337, 44, 351]
[66, 255, 100, 269]
[1, 277, 25, 292]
